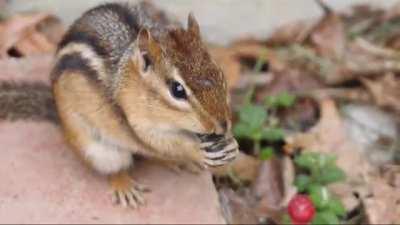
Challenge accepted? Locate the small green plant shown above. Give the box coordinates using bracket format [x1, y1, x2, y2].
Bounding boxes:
[264, 92, 296, 109]
[233, 50, 296, 161]
[285, 152, 347, 225]
[233, 90, 296, 160]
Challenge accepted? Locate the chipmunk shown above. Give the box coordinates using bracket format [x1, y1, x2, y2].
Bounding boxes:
[0, 1, 239, 208]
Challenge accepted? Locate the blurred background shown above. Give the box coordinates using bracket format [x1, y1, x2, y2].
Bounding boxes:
[4, 0, 400, 44]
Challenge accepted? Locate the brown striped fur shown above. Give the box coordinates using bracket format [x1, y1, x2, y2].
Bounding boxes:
[0, 82, 58, 123]
[47, 1, 237, 208]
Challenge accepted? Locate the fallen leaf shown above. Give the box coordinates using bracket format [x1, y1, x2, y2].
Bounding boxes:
[361, 73, 400, 114]
[363, 176, 400, 224]
[251, 156, 296, 223]
[255, 68, 323, 102]
[252, 158, 284, 214]
[279, 97, 320, 132]
[322, 39, 400, 84]
[267, 20, 314, 46]
[0, 13, 64, 58]
[310, 5, 346, 59]
[381, 165, 400, 188]
[219, 188, 259, 224]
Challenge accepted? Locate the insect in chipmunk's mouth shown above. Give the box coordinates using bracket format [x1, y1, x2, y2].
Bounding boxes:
[195, 133, 239, 167]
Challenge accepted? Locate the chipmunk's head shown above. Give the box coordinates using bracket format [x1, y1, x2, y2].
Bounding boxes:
[117, 14, 231, 138]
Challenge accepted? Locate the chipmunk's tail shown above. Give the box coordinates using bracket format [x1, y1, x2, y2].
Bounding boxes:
[0, 82, 59, 123]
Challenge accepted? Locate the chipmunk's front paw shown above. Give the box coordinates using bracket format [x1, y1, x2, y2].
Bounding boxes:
[109, 172, 150, 209]
[199, 135, 239, 167]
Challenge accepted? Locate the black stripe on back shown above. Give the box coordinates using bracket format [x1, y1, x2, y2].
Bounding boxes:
[58, 3, 139, 58]
[51, 52, 98, 83]
[58, 31, 107, 58]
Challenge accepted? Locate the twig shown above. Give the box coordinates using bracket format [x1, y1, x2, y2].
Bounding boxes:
[355, 37, 400, 59]
[315, 0, 332, 15]
[295, 87, 372, 102]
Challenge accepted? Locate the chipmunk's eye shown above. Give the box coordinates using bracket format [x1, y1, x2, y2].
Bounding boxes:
[142, 52, 152, 71]
[169, 81, 187, 100]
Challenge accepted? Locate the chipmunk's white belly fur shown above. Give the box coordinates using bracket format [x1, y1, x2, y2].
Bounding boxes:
[85, 142, 132, 174]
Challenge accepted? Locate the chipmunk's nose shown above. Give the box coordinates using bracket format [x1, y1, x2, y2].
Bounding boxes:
[221, 121, 228, 132]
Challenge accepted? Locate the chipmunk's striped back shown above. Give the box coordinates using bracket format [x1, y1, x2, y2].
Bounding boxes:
[51, 2, 174, 91]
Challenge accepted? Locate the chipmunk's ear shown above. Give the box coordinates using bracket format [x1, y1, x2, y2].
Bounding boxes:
[137, 28, 162, 62]
[187, 13, 200, 38]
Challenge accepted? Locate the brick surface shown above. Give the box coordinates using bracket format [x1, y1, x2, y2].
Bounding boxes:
[0, 121, 225, 223]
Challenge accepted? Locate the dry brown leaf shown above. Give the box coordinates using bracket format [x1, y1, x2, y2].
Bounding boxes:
[267, 21, 314, 46]
[363, 176, 400, 224]
[361, 73, 400, 113]
[322, 39, 400, 84]
[0, 13, 64, 58]
[228, 39, 266, 58]
[252, 158, 284, 215]
[255, 68, 323, 102]
[219, 188, 259, 224]
[251, 156, 296, 223]
[382, 165, 400, 188]
[310, 10, 346, 59]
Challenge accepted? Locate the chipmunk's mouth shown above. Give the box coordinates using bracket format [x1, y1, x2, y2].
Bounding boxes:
[195, 133, 238, 167]
[196, 133, 225, 143]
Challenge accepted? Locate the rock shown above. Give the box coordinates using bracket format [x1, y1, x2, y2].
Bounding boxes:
[342, 103, 399, 166]
[0, 54, 53, 83]
[0, 121, 225, 223]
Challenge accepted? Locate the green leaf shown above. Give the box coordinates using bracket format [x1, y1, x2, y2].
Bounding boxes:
[264, 95, 279, 108]
[238, 105, 267, 132]
[276, 92, 296, 108]
[261, 127, 284, 141]
[260, 147, 274, 160]
[281, 214, 293, 225]
[327, 198, 346, 217]
[233, 122, 250, 139]
[294, 175, 312, 192]
[311, 211, 340, 225]
[319, 166, 346, 185]
[264, 92, 296, 108]
[308, 184, 331, 209]
[294, 152, 319, 170]
[316, 154, 337, 169]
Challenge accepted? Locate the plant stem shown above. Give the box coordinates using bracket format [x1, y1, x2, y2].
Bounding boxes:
[254, 139, 261, 155]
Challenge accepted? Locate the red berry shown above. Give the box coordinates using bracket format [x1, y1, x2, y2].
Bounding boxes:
[288, 195, 315, 225]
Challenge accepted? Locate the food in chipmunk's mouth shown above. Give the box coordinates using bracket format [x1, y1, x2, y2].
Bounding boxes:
[197, 133, 239, 167]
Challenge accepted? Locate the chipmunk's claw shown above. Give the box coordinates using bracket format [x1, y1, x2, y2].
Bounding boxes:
[110, 172, 150, 209]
